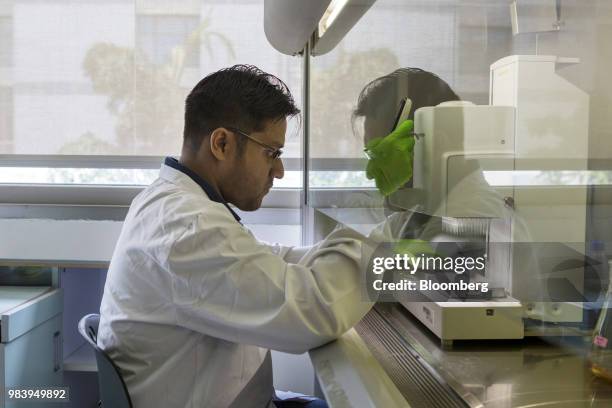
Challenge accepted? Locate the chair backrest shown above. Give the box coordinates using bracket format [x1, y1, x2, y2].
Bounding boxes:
[78, 314, 133, 408]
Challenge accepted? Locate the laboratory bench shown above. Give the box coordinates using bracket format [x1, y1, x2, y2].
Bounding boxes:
[311, 302, 612, 407]
[309, 206, 612, 407]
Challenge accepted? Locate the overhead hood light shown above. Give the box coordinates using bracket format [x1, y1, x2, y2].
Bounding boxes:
[318, 0, 350, 37]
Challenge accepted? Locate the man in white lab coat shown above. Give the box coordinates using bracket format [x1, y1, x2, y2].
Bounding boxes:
[98, 65, 388, 408]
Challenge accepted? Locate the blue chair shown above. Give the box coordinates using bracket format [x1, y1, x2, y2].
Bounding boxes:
[78, 314, 133, 408]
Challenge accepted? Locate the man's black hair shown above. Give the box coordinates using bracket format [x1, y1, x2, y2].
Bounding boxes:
[353, 68, 459, 135]
[184, 64, 300, 152]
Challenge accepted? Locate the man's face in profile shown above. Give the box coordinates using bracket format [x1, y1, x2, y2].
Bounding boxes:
[224, 118, 286, 211]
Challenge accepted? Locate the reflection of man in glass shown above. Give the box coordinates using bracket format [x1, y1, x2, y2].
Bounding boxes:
[351, 68, 461, 213]
[353, 67, 539, 305]
[346, 68, 460, 210]
[353, 66, 517, 219]
[354, 67, 599, 333]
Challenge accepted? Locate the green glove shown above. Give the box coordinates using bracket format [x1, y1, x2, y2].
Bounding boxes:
[393, 239, 437, 258]
[364, 120, 415, 196]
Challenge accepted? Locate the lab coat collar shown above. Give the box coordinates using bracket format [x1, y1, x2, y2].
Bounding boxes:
[163, 157, 242, 222]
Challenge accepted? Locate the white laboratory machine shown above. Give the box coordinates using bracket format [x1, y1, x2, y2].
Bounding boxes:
[398, 55, 590, 344]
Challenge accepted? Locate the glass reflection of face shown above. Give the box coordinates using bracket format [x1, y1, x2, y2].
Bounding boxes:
[361, 95, 404, 146]
[363, 111, 393, 146]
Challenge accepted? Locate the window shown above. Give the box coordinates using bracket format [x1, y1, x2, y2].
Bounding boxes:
[136, 15, 200, 68]
[0, 87, 11, 152]
[1, 1, 303, 198]
[0, 16, 11, 67]
[1, 1, 302, 159]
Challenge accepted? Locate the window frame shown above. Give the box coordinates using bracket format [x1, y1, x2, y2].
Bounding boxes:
[0, 155, 373, 207]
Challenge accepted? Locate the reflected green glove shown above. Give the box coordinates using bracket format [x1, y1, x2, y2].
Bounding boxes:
[393, 239, 437, 258]
[364, 120, 415, 196]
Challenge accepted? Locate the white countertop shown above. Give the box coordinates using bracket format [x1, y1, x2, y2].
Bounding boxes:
[0, 218, 123, 267]
[309, 329, 409, 408]
[0, 208, 301, 267]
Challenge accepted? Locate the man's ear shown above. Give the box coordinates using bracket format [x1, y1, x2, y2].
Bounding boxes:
[209, 128, 233, 161]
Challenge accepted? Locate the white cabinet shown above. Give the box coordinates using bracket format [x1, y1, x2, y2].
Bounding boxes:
[0, 287, 63, 408]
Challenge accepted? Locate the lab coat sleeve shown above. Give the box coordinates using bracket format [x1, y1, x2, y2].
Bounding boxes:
[257, 240, 313, 264]
[167, 210, 380, 354]
[282, 246, 312, 263]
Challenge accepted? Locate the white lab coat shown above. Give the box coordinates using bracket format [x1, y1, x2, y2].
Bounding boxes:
[98, 161, 381, 408]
